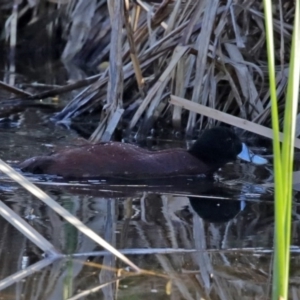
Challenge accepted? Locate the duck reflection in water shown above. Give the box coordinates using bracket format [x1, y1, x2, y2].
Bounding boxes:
[188, 188, 246, 223]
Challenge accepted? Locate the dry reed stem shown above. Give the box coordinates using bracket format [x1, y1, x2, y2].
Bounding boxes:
[62, 0, 96, 61]
[186, 0, 219, 134]
[67, 276, 125, 300]
[225, 43, 263, 117]
[0, 258, 56, 291]
[124, 0, 145, 98]
[129, 45, 189, 129]
[0, 80, 32, 96]
[170, 95, 300, 149]
[0, 159, 141, 272]
[90, 0, 124, 142]
[164, 0, 181, 36]
[9, 3, 17, 55]
[0, 200, 59, 256]
[136, 0, 168, 29]
[171, 54, 185, 128]
[131, 3, 141, 31]
[106, 0, 124, 108]
[1, 1, 296, 141]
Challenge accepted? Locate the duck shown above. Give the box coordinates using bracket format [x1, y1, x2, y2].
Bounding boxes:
[18, 127, 267, 179]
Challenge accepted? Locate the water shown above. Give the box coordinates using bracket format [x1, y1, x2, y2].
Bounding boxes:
[0, 78, 299, 299]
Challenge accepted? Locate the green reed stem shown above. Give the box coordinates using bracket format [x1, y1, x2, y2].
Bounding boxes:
[282, 0, 300, 292]
[263, 0, 300, 299]
[263, 0, 283, 297]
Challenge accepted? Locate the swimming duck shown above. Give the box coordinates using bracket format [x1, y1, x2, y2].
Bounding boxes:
[19, 127, 267, 179]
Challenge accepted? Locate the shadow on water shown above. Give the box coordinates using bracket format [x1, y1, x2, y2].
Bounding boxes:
[0, 77, 300, 299]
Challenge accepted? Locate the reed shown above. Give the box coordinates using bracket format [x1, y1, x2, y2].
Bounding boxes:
[263, 0, 300, 298]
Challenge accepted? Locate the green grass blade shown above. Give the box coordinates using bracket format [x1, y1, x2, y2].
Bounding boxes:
[264, 0, 300, 299]
[262, 0, 284, 297]
[281, 0, 300, 295]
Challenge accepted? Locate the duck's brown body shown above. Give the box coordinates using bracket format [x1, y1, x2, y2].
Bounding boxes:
[20, 127, 266, 179]
[19, 142, 213, 179]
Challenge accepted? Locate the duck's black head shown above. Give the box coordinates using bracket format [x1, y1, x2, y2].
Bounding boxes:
[188, 127, 242, 169]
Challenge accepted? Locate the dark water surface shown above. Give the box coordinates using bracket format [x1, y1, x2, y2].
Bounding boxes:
[0, 90, 299, 299]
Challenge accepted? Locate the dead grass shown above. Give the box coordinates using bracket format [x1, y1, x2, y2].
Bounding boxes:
[0, 0, 295, 141]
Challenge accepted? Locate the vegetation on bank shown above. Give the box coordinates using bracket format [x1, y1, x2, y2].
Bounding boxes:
[0, 1, 296, 140]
